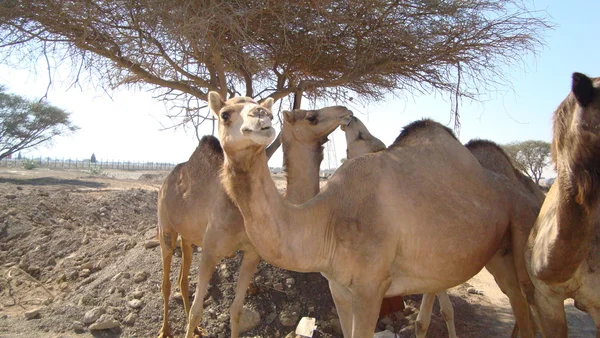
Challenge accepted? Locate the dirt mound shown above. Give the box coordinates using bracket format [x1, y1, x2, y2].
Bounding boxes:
[0, 175, 361, 337]
[138, 173, 166, 183]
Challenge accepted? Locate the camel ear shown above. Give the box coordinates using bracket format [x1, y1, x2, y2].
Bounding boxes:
[572, 72, 595, 107]
[283, 110, 295, 124]
[208, 91, 224, 116]
[261, 97, 274, 111]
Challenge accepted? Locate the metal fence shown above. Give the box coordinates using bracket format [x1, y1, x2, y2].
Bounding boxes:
[0, 157, 177, 171]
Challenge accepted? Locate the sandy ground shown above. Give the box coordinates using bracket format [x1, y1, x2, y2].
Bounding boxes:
[0, 166, 596, 337]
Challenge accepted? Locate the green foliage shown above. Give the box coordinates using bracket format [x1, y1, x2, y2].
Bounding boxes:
[503, 140, 551, 184]
[90, 153, 97, 163]
[0, 85, 78, 160]
[21, 158, 36, 170]
[88, 165, 104, 176]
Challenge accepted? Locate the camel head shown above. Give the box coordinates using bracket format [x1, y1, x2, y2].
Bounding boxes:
[208, 91, 276, 153]
[282, 106, 353, 145]
[570, 72, 600, 133]
[341, 116, 386, 159]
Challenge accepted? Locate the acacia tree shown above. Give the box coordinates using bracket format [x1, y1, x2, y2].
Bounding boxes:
[503, 140, 551, 184]
[0, 85, 78, 160]
[0, 0, 550, 133]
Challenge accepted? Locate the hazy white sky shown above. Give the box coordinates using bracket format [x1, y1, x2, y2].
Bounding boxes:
[0, 0, 597, 179]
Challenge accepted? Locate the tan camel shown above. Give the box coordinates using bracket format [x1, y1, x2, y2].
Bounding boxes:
[342, 116, 543, 338]
[341, 116, 457, 338]
[209, 91, 540, 337]
[525, 72, 600, 337]
[158, 100, 352, 337]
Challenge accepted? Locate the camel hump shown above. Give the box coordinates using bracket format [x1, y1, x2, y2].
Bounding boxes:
[198, 135, 223, 156]
[390, 118, 458, 147]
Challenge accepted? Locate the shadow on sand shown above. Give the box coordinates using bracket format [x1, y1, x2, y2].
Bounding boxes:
[0, 177, 107, 189]
[408, 293, 595, 338]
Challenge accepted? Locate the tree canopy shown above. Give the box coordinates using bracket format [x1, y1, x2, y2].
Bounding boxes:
[0, 85, 77, 160]
[0, 0, 551, 131]
[503, 140, 551, 184]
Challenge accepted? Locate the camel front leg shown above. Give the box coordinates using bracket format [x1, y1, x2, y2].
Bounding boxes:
[158, 230, 177, 338]
[415, 293, 436, 338]
[178, 239, 194, 315]
[532, 288, 567, 338]
[185, 251, 219, 338]
[485, 250, 537, 338]
[229, 249, 261, 338]
[351, 278, 390, 338]
[436, 291, 458, 338]
[329, 280, 353, 337]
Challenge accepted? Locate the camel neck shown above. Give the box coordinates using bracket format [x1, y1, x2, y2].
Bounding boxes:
[222, 149, 328, 272]
[282, 140, 323, 204]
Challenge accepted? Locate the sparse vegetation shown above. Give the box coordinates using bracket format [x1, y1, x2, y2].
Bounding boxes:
[503, 140, 551, 184]
[21, 158, 36, 170]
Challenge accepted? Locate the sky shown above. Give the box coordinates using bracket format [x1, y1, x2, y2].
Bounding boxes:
[0, 0, 598, 179]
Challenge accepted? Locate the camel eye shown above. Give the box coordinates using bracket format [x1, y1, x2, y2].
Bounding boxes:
[306, 115, 318, 124]
[221, 112, 230, 120]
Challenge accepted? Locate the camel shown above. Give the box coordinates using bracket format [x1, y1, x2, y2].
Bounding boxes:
[158, 99, 352, 337]
[525, 72, 600, 337]
[209, 91, 541, 337]
[157, 97, 350, 338]
[341, 116, 457, 338]
[342, 116, 544, 337]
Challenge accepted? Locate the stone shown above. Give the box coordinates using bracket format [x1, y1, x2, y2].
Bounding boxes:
[217, 313, 229, 322]
[131, 290, 144, 299]
[265, 311, 277, 324]
[144, 240, 160, 249]
[80, 269, 91, 278]
[128, 299, 143, 309]
[133, 271, 148, 283]
[273, 282, 284, 291]
[72, 321, 85, 332]
[285, 277, 295, 288]
[24, 308, 40, 319]
[88, 314, 120, 330]
[78, 294, 93, 306]
[173, 292, 183, 301]
[45, 257, 56, 266]
[80, 262, 93, 270]
[83, 307, 106, 324]
[94, 258, 109, 270]
[467, 287, 484, 295]
[238, 306, 261, 333]
[279, 310, 299, 327]
[123, 312, 137, 326]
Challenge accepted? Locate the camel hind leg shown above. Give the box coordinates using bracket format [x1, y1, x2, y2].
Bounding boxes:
[416, 292, 457, 338]
[437, 291, 458, 338]
[158, 228, 177, 338]
[178, 238, 194, 315]
[415, 293, 436, 338]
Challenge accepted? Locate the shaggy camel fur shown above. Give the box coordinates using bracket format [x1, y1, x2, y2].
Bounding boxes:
[526, 72, 600, 337]
[342, 117, 543, 338]
[178, 102, 352, 338]
[209, 91, 540, 338]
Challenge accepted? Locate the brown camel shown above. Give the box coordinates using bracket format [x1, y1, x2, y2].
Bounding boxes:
[526, 72, 600, 337]
[158, 100, 352, 337]
[209, 91, 540, 337]
[342, 118, 542, 337]
[341, 116, 408, 320]
[341, 116, 457, 338]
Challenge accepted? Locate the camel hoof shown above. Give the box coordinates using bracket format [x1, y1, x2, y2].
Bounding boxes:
[194, 326, 206, 337]
[157, 330, 173, 338]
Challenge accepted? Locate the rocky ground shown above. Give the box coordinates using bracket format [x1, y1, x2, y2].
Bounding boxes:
[0, 167, 595, 338]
